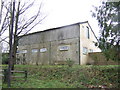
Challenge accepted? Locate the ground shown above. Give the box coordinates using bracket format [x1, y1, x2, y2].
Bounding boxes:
[1, 65, 120, 88]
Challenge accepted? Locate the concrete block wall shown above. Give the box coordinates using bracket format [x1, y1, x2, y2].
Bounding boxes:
[17, 38, 79, 65]
[17, 24, 80, 65]
[17, 22, 101, 65]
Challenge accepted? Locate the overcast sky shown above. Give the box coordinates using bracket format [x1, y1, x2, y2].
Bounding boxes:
[28, 0, 102, 36]
[1, 0, 102, 37]
[1, 0, 103, 51]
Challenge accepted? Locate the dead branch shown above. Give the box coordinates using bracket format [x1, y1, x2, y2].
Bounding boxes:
[0, 36, 9, 44]
[19, 1, 34, 15]
[17, 1, 44, 36]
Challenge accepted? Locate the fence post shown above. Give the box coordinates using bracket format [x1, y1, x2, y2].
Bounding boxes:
[24, 70, 27, 81]
[3, 69, 8, 83]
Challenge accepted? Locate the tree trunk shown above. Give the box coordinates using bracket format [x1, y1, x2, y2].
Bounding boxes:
[8, 1, 15, 87]
[11, 36, 18, 70]
[11, 1, 20, 70]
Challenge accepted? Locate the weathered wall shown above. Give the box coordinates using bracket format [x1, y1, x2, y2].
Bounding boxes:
[50, 38, 79, 64]
[18, 24, 80, 45]
[17, 24, 80, 65]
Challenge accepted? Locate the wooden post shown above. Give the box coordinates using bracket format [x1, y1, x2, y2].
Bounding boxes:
[24, 70, 27, 81]
[3, 69, 8, 83]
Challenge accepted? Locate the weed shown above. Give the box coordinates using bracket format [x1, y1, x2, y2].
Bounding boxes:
[66, 58, 74, 67]
[2, 65, 120, 88]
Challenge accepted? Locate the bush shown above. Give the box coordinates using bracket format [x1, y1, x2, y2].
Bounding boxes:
[2, 53, 9, 64]
[66, 58, 74, 67]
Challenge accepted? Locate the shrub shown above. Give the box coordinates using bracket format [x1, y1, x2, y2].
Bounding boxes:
[2, 53, 9, 64]
[66, 58, 74, 67]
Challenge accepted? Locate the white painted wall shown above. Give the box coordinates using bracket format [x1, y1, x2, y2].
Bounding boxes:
[80, 23, 101, 65]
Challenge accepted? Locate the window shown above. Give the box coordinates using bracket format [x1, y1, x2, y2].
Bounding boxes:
[19, 50, 27, 53]
[22, 50, 27, 53]
[83, 47, 88, 55]
[32, 49, 38, 53]
[59, 46, 69, 51]
[86, 26, 90, 39]
[40, 48, 47, 53]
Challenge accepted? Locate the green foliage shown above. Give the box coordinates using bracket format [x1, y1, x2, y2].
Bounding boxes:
[66, 58, 74, 67]
[92, 1, 120, 61]
[2, 53, 9, 64]
[2, 65, 120, 88]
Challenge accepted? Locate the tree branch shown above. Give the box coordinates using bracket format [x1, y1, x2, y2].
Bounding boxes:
[19, 1, 34, 15]
[17, 2, 45, 36]
[0, 36, 9, 44]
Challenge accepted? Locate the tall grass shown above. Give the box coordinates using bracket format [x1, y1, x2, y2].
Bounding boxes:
[2, 65, 120, 88]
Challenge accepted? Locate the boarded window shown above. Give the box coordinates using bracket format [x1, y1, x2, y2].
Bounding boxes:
[83, 47, 88, 55]
[59, 46, 69, 51]
[40, 48, 47, 53]
[19, 50, 27, 53]
[32, 49, 38, 53]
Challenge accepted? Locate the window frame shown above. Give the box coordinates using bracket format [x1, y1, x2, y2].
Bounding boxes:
[19, 49, 27, 54]
[86, 26, 90, 39]
[59, 45, 69, 51]
[83, 47, 88, 55]
[31, 49, 38, 53]
[40, 48, 47, 53]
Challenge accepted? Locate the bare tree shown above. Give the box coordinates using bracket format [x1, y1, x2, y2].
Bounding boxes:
[1, 0, 46, 87]
[1, 0, 46, 66]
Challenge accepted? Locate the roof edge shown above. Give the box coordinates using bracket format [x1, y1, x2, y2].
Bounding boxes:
[19, 21, 88, 37]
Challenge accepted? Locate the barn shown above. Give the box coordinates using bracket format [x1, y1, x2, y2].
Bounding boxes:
[17, 21, 100, 65]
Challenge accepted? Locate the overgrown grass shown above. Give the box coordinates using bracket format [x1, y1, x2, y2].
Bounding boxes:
[2, 65, 120, 88]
